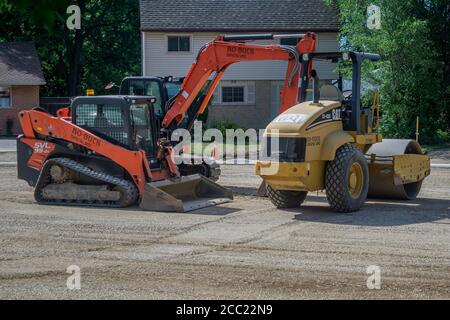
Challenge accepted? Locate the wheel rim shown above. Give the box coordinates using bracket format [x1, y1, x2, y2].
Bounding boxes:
[348, 162, 364, 199]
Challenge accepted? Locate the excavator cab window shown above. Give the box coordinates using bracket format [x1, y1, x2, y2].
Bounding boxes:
[164, 81, 181, 99]
[130, 102, 157, 159]
[121, 78, 164, 118]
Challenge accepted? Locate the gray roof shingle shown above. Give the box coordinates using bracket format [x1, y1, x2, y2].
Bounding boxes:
[0, 42, 46, 86]
[140, 0, 339, 32]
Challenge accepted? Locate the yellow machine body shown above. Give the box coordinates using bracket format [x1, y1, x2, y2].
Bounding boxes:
[256, 100, 430, 199]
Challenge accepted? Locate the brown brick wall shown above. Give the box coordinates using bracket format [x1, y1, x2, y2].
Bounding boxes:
[0, 85, 40, 135]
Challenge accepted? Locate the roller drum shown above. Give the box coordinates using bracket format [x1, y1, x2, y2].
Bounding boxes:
[367, 139, 425, 200]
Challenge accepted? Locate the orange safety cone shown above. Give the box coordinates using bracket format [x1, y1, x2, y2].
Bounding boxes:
[212, 142, 219, 160]
[182, 143, 191, 155]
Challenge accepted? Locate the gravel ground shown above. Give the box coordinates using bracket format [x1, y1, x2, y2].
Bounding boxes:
[0, 157, 449, 300]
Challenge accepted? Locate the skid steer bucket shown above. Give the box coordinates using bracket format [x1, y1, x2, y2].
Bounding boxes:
[139, 174, 233, 212]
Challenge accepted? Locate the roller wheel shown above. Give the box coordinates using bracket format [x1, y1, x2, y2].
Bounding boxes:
[325, 145, 369, 213]
[267, 184, 307, 209]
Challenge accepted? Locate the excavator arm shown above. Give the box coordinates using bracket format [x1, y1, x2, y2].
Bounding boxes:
[162, 33, 317, 129]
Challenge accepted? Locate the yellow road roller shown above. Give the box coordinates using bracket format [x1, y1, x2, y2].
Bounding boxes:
[256, 51, 430, 212]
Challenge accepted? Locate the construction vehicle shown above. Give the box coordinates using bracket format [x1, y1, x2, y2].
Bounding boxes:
[256, 51, 431, 212]
[109, 76, 184, 119]
[16, 33, 317, 212]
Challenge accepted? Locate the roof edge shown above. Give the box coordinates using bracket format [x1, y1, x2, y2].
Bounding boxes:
[140, 28, 340, 33]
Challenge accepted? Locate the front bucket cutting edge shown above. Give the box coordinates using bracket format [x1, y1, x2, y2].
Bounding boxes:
[139, 174, 233, 212]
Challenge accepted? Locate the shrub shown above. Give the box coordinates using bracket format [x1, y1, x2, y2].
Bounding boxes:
[208, 120, 241, 137]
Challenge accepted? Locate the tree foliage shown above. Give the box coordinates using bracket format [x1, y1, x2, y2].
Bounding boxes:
[327, 0, 449, 143]
[0, 0, 140, 97]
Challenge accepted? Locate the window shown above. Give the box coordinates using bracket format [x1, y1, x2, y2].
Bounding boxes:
[168, 36, 191, 52]
[280, 37, 300, 46]
[222, 86, 244, 103]
[0, 87, 11, 108]
[131, 103, 155, 157]
[128, 79, 163, 117]
[213, 81, 255, 105]
[75, 103, 128, 145]
[165, 82, 181, 99]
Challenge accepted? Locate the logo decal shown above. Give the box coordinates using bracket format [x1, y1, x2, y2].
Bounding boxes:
[307, 108, 342, 129]
[273, 113, 309, 124]
[34, 142, 53, 154]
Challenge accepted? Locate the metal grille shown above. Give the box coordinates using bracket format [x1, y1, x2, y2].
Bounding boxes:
[75, 103, 128, 145]
[260, 137, 306, 163]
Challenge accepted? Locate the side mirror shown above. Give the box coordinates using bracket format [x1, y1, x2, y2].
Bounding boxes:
[105, 82, 117, 90]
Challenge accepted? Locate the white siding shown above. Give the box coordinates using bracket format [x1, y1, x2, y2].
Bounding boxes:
[143, 32, 339, 81]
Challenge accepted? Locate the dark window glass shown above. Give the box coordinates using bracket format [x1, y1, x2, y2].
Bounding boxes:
[144, 81, 162, 116]
[280, 38, 300, 46]
[168, 36, 190, 52]
[222, 87, 233, 103]
[233, 87, 244, 102]
[168, 36, 179, 51]
[165, 82, 181, 99]
[131, 103, 154, 156]
[179, 36, 190, 51]
[126, 80, 163, 117]
[0, 87, 11, 107]
[129, 80, 145, 96]
[222, 86, 245, 103]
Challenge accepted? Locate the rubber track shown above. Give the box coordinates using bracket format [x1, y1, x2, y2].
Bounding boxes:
[34, 157, 138, 208]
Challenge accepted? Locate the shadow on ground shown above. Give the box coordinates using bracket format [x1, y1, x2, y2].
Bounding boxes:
[291, 195, 450, 227]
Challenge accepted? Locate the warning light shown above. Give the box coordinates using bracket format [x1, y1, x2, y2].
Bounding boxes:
[86, 89, 95, 96]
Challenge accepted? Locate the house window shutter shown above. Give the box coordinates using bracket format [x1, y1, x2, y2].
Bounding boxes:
[246, 82, 255, 104]
[212, 85, 220, 104]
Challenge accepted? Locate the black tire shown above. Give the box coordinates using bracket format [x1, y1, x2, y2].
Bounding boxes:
[267, 184, 307, 209]
[325, 145, 369, 213]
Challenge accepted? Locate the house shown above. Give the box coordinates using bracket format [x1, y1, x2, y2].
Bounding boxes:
[0, 42, 46, 135]
[139, 0, 340, 129]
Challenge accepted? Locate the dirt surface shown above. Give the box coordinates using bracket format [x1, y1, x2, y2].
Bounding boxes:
[0, 160, 449, 300]
[0, 152, 16, 162]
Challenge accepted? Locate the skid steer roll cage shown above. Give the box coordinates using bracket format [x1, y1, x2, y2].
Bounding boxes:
[161, 33, 317, 130]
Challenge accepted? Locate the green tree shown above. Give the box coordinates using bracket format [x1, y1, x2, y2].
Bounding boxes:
[327, 0, 449, 143]
[0, 0, 140, 97]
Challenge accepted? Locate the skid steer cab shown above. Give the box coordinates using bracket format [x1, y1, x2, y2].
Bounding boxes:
[256, 51, 430, 213]
[17, 95, 232, 212]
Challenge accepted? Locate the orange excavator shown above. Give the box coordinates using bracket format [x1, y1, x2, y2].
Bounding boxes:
[16, 33, 317, 212]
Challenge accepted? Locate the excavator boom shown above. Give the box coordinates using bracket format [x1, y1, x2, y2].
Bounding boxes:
[162, 33, 316, 129]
